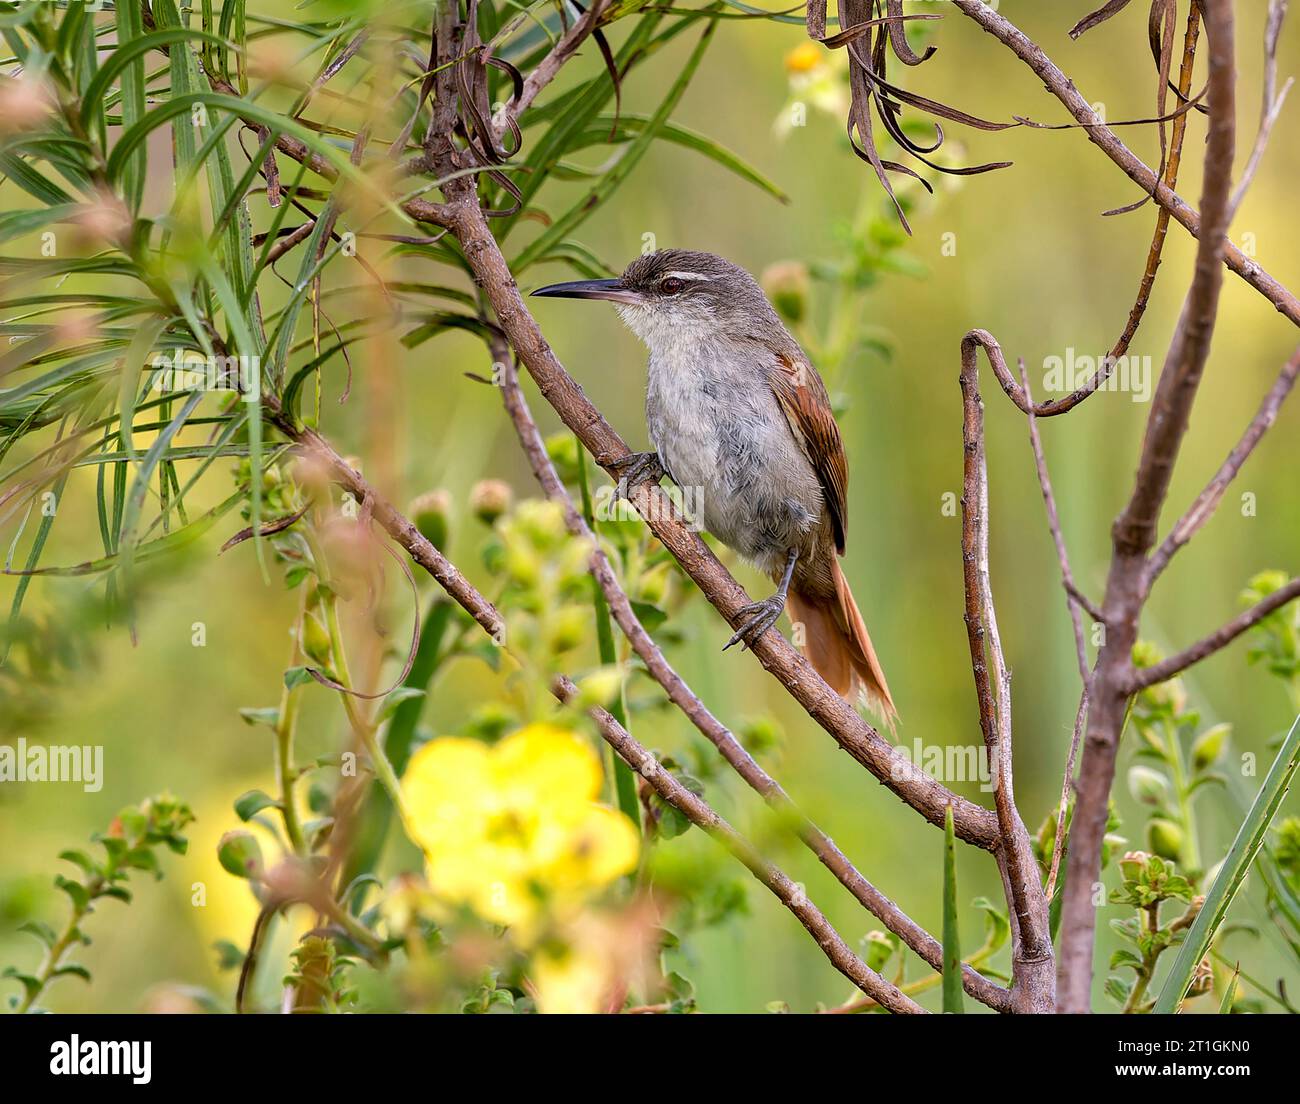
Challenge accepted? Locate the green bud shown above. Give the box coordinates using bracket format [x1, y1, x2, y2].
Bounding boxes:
[301, 613, 332, 665]
[1131, 640, 1164, 669]
[544, 433, 582, 485]
[469, 479, 513, 525]
[863, 930, 894, 973]
[1146, 818, 1184, 861]
[409, 490, 452, 551]
[760, 261, 811, 325]
[1119, 850, 1150, 880]
[1191, 723, 1230, 771]
[546, 605, 589, 655]
[1127, 765, 1169, 807]
[218, 830, 264, 880]
[575, 665, 624, 710]
[636, 561, 673, 607]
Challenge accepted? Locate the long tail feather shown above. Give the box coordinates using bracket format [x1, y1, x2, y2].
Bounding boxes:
[788, 563, 897, 728]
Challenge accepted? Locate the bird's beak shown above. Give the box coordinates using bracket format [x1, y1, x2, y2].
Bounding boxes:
[530, 278, 643, 306]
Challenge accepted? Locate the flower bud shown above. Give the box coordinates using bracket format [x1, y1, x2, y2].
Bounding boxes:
[761, 261, 811, 325]
[301, 613, 332, 665]
[863, 930, 894, 973]
[546, 606, 589, 655]
[409, 490, 452, 551]
[1119, 850, 1150, 880]
[545, 433, 582, 485]
[1127, 765, 1169, 807]
[1146, 818, 1184, 861]
[1191, 723, 1230, 771]
[218, 830, 264, 881]
[469, 479, 512, 525]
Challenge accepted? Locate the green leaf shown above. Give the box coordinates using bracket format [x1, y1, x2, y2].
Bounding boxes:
[17, 920, 57, 950]
[588, 114, 789, 202]
[377, 686, 425, 724]
[1154, 712, 1300, 1012]
[941, 804, 963, 1013]
[283, 665, 314, 690]
[54, 874, 90, 912]
[234, 789, 279, 821]
[238, 707, 280, 728]
[512, 18, 718, 271]
[115, 0, 148, 213]
[51, 963, 91, 983]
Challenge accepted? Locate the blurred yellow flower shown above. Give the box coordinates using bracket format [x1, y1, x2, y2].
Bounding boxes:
[785, 42, 822, 75]
[402, 725, 639, 932]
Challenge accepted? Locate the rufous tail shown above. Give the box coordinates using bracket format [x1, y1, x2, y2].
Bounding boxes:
[787, 560, 897, 728]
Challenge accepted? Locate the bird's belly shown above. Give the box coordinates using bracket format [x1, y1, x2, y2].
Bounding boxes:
[646, 358, 822, 572]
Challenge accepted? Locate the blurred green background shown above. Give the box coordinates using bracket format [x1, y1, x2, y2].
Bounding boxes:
[2, 1, 1299, 1012]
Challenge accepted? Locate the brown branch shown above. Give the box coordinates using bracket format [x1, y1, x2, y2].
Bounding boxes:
[1056, 0, 1238, 1013]
[496, 346, 1013, 1011]
[950, 0, 1300, 329]
[556, 676, 926, 1013]
[448, 196, 1000, 850]
[1126, 576, 1300, 692]
[1146, 345, 1300, 584]
[492, 0, 613, 143]
[958, 338, 1054, 1012]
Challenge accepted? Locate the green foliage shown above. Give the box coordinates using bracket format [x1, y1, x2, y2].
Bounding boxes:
[4, 794, 192, 1013]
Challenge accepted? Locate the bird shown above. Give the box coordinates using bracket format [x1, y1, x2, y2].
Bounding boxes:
[532, 249, 896, 725]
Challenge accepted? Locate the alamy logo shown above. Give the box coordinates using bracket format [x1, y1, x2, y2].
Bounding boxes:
[0, 739, 102, 792]
[49, 1036, 151, 1084]
[1042, 347, 1152, 402]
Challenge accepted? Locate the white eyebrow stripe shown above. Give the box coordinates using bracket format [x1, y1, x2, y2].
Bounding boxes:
[663, 270, 717, 281]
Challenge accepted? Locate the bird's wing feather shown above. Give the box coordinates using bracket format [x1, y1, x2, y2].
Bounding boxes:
[766, 352, 849, 554]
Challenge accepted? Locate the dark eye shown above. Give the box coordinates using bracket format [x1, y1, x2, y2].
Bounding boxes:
[660, 277, 685, 295]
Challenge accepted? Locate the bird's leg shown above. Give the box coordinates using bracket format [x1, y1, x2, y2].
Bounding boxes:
[601, 450, 665, 503]
[723, 547, 798, 652]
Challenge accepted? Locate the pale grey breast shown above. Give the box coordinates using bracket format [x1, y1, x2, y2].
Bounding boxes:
[645, 338, 823, 573]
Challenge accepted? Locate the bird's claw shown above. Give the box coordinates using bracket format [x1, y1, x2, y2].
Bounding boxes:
[723, 595, 786, 652]
[606, 451, 664, 503]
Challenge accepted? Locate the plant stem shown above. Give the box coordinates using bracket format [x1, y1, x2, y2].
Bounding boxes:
[16, 876, 100, 1014]
[576, 440, 641, 828]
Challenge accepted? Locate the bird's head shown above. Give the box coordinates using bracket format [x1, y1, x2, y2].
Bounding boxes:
[531, 249, 779, 350]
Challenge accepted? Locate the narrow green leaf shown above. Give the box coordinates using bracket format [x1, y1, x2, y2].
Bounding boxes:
[942, 804, 964, 1012]
[1154, 713, 1300, 1012]
[513, 18, 718, 271]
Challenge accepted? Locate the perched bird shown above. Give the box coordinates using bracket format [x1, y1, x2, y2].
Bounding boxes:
[533, 249, 896, 724]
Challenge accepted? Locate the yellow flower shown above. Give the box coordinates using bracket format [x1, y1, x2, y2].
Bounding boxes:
[531, 943, 609, 1015]
[785, 41, 822, 75]
[402, 724, 639, 933]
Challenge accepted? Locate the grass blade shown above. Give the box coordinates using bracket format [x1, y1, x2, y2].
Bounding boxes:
[1153, 712, 1300, 1012]
[942, 803, 964, 1012]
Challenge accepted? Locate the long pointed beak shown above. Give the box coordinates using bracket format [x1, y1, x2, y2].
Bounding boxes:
[530, 278, 643, 306]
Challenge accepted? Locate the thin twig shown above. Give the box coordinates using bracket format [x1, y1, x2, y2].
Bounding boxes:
[958, 336, 1055, 1012]
[1147, 345, 1300, 584]
[1126, 577, 1300, 691]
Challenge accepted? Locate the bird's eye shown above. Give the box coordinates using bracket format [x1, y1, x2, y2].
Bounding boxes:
[660, 277, 685, 295]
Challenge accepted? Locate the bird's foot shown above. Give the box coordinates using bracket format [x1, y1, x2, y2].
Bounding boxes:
[723, 594, 787, 652]
[604, 450, 664, 503]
